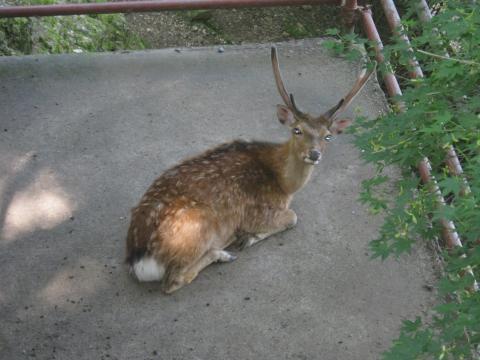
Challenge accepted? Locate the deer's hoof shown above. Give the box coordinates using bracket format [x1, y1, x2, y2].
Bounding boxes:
[163, 282, 183, 294]
[286, 210, 297, 229]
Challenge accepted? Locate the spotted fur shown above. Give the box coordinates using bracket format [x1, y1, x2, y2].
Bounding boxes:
[126, 47, 375, 293]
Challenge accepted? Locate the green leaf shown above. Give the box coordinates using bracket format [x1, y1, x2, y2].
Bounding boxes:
[438, 177, 463, 197]
[402, 317, 422, 333]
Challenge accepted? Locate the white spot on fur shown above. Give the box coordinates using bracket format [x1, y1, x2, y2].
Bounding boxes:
[132, 257, 165, 282]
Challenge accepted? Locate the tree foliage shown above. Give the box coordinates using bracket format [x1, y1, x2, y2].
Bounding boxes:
[326, 0, 480, 358]
[0, 0, 144, 56]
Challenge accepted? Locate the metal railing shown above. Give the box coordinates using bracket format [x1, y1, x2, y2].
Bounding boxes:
[0, 0, 341, 17]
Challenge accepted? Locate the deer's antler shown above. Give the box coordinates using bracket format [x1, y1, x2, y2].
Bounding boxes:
[320, 62, 377, 124]
[271, 46, 303, 115]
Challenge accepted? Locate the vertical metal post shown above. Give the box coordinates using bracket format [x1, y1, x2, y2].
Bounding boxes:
[361, 7, 403, 99]
[414, 0, 471, 197]
[360, 6, 460, 249]
[416, 0, 432, 22]
[341, 0, 358, 35]
[379, 0, 423, 79]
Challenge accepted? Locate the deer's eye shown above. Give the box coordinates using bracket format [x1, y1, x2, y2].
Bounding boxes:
[293, 127, 302, 135]
[324, 134, 333, 142]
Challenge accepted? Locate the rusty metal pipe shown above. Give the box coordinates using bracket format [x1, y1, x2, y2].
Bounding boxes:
[414, 0, 477, 291]
[360, 8, 402, 99]
[0, 0, 341, 18]
[417, 157, 463, 248]
[380, 0, 471, 206]
[360, 6, 462, 251]
[413, 1, 472, 197]
[379, 0, 423, 78]
[364, 1, 478, 291]
[445, 147, 471, 196]
[341, 0, 358, 35]
[416, 0, 432, 22]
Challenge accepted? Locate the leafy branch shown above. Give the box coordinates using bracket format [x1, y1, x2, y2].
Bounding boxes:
[325, 0, 480, 358]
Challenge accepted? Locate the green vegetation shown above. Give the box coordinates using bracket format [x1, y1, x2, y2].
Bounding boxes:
[0, 0, 144, 56]
[284, 21, 310, 39]
[325, 0, 480, 358]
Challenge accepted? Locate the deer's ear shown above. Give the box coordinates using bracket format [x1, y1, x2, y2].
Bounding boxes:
[277, 105, 295, 127]
[330, 118, 352, 134]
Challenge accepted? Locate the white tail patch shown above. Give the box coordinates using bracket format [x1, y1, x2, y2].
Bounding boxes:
[131, 257, 165, 282]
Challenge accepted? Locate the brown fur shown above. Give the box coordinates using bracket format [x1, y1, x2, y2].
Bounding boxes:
[126, 140, 305, 291]
[126, 47, 374, 293]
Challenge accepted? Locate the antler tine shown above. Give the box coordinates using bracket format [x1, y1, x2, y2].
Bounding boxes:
[321, 61, 377, 123]
[271, 46, 300, 113]
[289, 94, 302, 114]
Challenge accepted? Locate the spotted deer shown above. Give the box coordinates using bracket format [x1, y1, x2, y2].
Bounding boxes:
[126, 47, 375, 293]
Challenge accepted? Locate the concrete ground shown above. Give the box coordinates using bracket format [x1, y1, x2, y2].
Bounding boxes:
[0, 39, 435, 360]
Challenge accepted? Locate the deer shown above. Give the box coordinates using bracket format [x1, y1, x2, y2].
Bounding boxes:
[126, 47, 375, 294]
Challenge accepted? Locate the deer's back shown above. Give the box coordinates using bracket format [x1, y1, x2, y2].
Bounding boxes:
[126, 140, 288, 265]
[140, 140, 285, 211]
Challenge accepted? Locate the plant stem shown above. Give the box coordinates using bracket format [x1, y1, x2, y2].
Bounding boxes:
[416, 49, 480, 66]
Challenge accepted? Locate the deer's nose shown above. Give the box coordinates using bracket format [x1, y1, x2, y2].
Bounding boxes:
[308, 149, 321, 162]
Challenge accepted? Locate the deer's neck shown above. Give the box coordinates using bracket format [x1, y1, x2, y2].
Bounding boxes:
[269, 141, 315, 195]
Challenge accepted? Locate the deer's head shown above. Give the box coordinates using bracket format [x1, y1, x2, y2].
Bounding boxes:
[271, 46, 376, 165]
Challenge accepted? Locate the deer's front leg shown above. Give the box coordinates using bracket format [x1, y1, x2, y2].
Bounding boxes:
[244, 209, 297, 248]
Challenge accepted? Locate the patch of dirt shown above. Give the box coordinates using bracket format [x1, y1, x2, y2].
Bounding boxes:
[126, 7, 340, 49]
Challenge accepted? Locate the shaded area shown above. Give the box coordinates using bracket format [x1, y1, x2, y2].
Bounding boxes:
[127, 7, 339, 48]
[0, 40, 435, 360]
